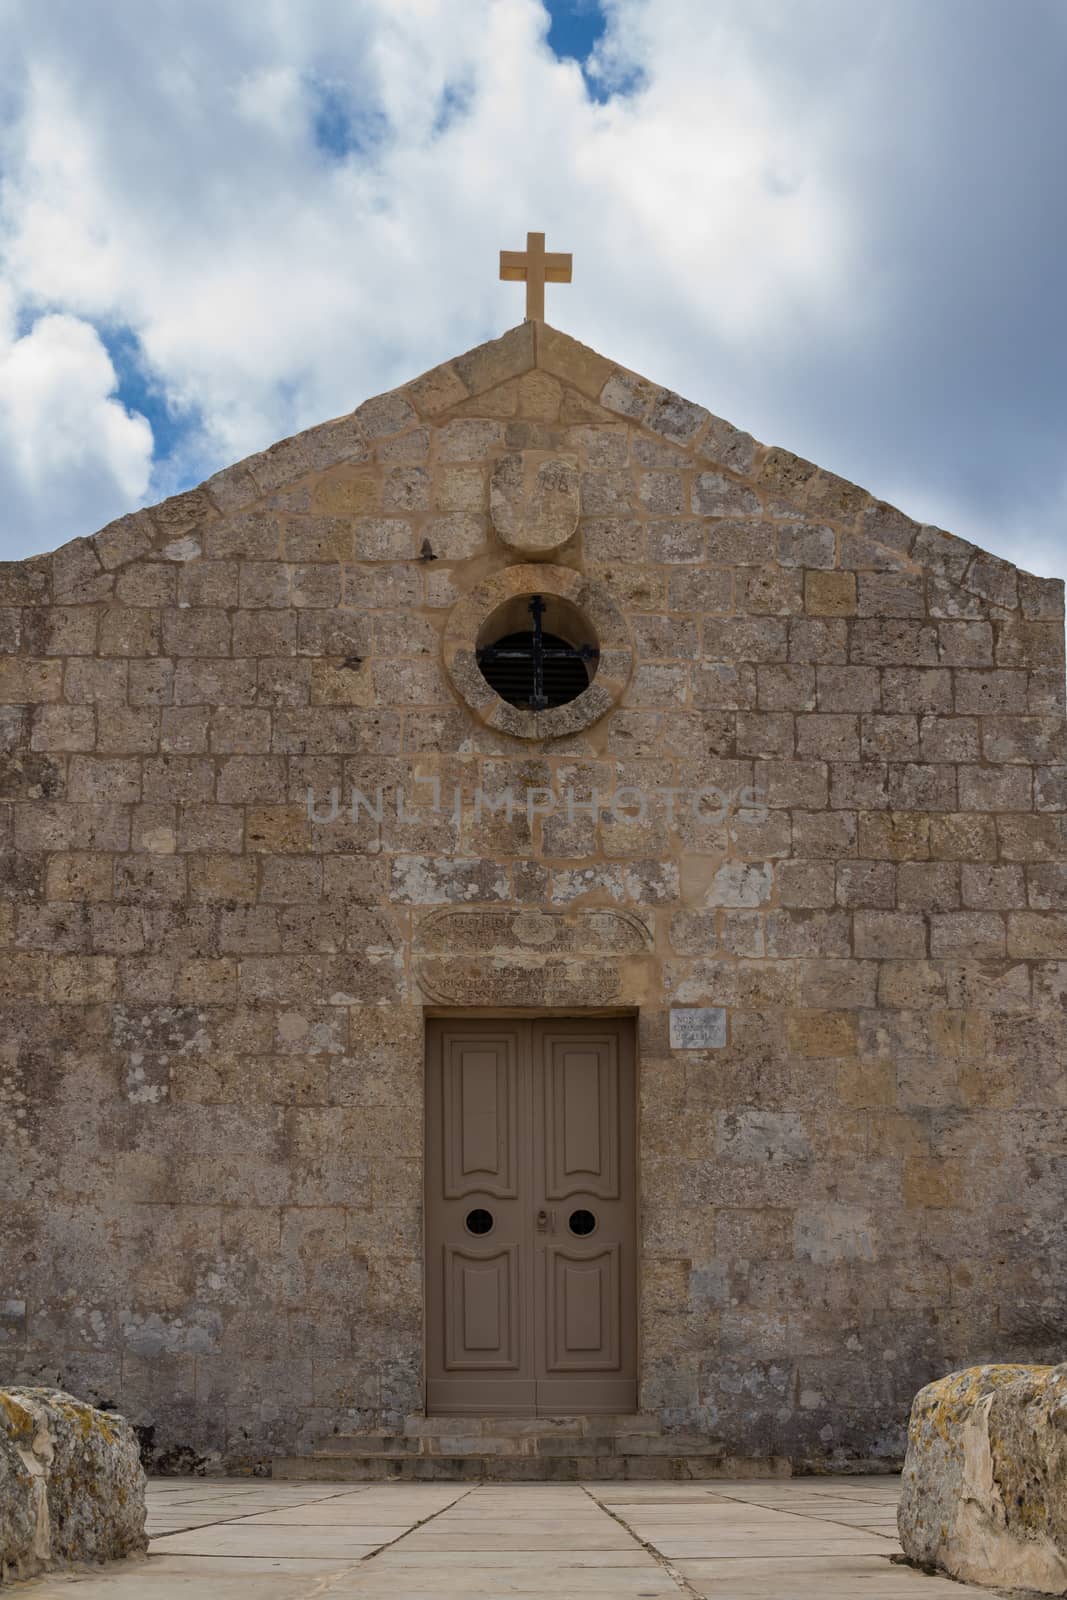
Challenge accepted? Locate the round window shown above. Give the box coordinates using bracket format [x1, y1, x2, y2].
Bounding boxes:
[443, 565, 633, 741]
[465, 1208, 494, 1236]
[476, 593, 598, 711]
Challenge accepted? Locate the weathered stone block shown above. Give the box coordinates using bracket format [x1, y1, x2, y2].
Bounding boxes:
[898, 861, 960, 910]
[899, 1365, 1067, 1593]
[815, 666, 880, 712]
[857, 811, 930, 860]
[453, 323, 534, 397]
[961, 863, 1026, 909]
[956, 670, 1029, 715]
[0, 658, 63, 703]
[30, 705, 95, 753]
[958, 764, 1032, 811]
[930, 911, 1006, 958]
[705, 520, 774, 566]
[691, 472, 760, 517]
[852, 619, 938, 666]
[1007, 911, 1067, 957]
[919, 714, 978, 762]
[796, 713, 857, 759]
[855, 910, 927, 959]
[1014, 571, 1064, 623]
[765, 909, 850, 958]
[786, 1009, 856, 1056]
[857, 572, 925, 617]
[938, 620, 994, 666]
[777, 860, 836, 907]
[758, 758, 827, 809]
[829, 761, 888, 810]
[998, 814, 1067, 861]
[804, 571, 855, 617]
[738, 565, 804, 618]
[887, 762, 957, 811]
[0, 1387, 146, 1581]
[791, 810, 858, 859]
[23, 607, 98, 658]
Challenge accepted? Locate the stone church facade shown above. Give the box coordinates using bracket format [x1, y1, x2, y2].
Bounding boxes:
[2, 320, 1064, 1473]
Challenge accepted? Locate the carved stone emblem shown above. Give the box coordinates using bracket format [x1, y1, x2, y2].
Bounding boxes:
[416, 907, 651, 955]
[413, 907, 652, 1006]
[490, 451, 580, 553]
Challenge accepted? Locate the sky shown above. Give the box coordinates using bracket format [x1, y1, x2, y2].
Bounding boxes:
[0, 0, 1065, 582]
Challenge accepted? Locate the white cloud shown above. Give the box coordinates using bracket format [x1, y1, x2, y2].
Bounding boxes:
[0, 290, 152, 554]
[0, 0, 1063, 580]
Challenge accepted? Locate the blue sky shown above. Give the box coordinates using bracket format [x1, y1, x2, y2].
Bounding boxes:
[545, 0, 606, 59]
[545, 0, 608, 94]
[0, 0, 1065, 584]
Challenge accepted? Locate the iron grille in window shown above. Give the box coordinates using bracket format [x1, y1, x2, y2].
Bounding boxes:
[476, 595, 598, 711]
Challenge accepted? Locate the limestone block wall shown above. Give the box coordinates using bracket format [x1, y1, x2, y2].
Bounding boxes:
[0, 321, 1064, 1470]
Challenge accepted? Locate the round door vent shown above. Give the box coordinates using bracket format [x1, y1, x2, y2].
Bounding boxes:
[568, 1209, 597, 1236]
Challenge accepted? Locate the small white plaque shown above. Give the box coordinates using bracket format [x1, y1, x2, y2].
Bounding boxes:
[670, 1006, 726, 1050]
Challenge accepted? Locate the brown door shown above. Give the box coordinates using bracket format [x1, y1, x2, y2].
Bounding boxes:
[425, 1018, 636, 1416]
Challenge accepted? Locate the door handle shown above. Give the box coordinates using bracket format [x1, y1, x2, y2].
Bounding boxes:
[536, 1209, 555, 1233]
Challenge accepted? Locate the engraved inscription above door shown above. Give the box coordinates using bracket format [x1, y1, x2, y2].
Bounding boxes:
[425, 1018, 636, 1416]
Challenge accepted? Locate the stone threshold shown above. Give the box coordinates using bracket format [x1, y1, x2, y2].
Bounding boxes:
[273, 1413, 791, 1482]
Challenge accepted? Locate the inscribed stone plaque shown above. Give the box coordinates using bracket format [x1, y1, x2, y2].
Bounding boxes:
[489, 450, 580, 552]
[669, 1007, 726, 1049]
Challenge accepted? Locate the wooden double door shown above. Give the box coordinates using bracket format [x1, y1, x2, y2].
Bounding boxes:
[425, 1018, 636, 1416]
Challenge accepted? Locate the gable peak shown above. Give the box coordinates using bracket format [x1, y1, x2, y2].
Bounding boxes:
[19, 322, 1058, 622]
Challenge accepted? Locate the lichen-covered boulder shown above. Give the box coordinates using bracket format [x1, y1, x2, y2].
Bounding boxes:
[899, 1364, 1067, 1594]
[0, 1387, 146, 1582]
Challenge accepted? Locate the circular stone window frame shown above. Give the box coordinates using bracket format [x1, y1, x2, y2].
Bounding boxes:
[443, 564, 633, 740]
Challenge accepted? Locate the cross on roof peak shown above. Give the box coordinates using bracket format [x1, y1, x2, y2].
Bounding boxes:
[499, 231, 572, 322]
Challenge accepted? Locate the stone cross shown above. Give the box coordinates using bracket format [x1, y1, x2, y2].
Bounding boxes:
[499, 231, 572, 321]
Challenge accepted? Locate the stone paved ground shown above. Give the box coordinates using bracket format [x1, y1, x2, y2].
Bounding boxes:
[19, 1474, 995, 1597]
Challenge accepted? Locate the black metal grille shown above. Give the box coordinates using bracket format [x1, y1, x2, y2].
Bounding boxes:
[476, 595, 598, 712]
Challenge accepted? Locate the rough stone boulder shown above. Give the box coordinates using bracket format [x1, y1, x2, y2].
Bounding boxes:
[898, 1364, 1067, 1593]
[0, 1387, 146, 1582]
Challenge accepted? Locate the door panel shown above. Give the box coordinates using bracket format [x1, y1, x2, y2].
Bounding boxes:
[426, 1024, 534, 1414]
[545, 1243, 619, 1367]
[542, 1032, 620, 1200]
[441, 1032, 518, 1198]
[426, 1018, 635, 1416]
[533, 1022, 635, 1410]
[444, 1244, 520, 1367]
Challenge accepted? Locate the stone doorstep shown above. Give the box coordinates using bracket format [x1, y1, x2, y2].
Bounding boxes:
[307, 1429, 715, 1459]
[403, 1412, 663, 1438]
[272, 1453, 737, 1483]
[270, 1412, 759, 1481]
[539, 1433, 715, 1456]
